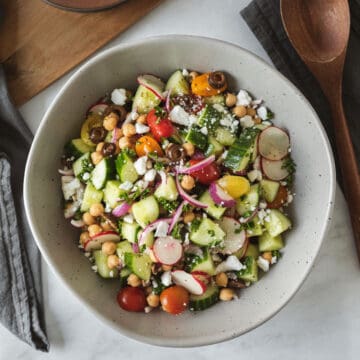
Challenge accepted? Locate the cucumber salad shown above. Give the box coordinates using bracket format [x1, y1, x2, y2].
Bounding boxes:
[60, 69, 296, 315]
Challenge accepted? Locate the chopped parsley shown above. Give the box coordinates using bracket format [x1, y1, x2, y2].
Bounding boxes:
[190, 218, 201, 232]
[266, 109, 274, 120]
[207, 229, 215, 237]
[282, 156, 296, 187]
[158, 198, 179, 213]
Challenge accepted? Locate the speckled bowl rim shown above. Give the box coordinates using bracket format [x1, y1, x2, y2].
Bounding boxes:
[24, 35, 336, 347]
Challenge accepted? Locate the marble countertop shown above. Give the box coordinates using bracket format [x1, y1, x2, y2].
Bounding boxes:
[1, 1, 359, 359]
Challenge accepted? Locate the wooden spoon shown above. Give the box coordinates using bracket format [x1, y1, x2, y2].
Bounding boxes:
[280, 0, 360, 260]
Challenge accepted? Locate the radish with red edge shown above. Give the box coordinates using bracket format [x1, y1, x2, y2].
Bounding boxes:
[153, 236, 183, 265]
[137, 74, 165, 100]
[171, 270, 206, 295]
[217, 217, 247, 254]
[258, 126, 290, 161]
[87, 103, 108, 116]
[84, 231, 120, 251]
[138, 218, 172, 247]
[261, 157, 289, 181]
[209, 182, 236, 208]
[191, 271, 211, 285]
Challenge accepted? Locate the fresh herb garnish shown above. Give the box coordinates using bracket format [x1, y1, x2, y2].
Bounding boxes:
[282, 156, 296, 187]
[207, 229, 215, 237]
[155, 105, 166, 119]
[158, 198, 179, 213]
[171, 223, 183, 240]
[190, 218, 201, 232]
[266, 109, 274, 120]
[154, 161, 165, 171]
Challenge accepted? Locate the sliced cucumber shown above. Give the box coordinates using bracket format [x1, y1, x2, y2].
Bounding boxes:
[237, 256, 258, 283]
[246, 215, 264, 237]
[184, 125, 208, 150]
[215, 127, 236, 146]
[165, 70, 190, 96]
[65, 138, 95, 159]
[81, 183, 103, 212]
[203, 94, 225, 105]
[138, 229, 155, 248]
[121, 222, 140, 243]
[80, 113, 104, 146]
[198, 104, 222, 132]
[73, 152, 93, 180]
[259, 231, 284, 252]
[245, 243, 260, 258]
[190, 218, 225, 246]
[154, 175, 178, 201]
[132, 195, 159, 228]
[103, 180, 125, 209]
[236, 184, 260, 216]
[185, 249, 216, 275]
[189, 285, 219, 311]
[260, 179, 280, 202]
[115, 151, 138, 183]
[116, 240, 134, 261]
[124, 252, 152, 281]
[199, 190, 226, 220]
[93, 250, 119, 278]
[132, 85, 162, 114]
[205, 136, 224, 157]
[264, 209, 291, 237]
[91, 158, 115, 190]
[119, 268, 131, 287]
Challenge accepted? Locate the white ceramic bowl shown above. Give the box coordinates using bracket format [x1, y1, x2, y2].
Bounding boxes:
[24, 35, 335, 347]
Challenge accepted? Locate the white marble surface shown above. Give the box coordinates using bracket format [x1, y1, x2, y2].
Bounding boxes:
[1, 0, 359, 359]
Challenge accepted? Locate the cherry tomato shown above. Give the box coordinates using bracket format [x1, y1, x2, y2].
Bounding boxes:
[189, 159, 220, 185]
[267, 185, 288, 209]
[160, 285, 189, 315]
[135, 135, 163, 157]
[146, 109, 174, 141]
[117, 287, 147, 312]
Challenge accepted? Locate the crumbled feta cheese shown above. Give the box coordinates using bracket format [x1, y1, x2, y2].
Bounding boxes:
[236, 90, 252, 106]
[131, 111, 139, 121]
[105, 203, 112, 213]
[259, 201, 267, 209]
[61, 176, 81, 201]
[169, 105, 191, 126]
[240, 115, 255, 128]
[257, 257, 270, 272]
[144, 306, 154, 313]
[133, 180, 149, 191]
[213, 103, 225, 113]
[257, 106, 268, 120]
[134, 156, 148, 176]
[109, 270, 114, 278]
[182, 68, 189, 77]
[221, 150, 228, 159]
[152, 279, 159, 288]
[84, 252, 91, 258]
[287, 193, 294, 204]
[264, 216, 271, 222]
[247, 169, 262, 182]
[91, 265, 98, 273]
[119, 181, 133, 191]
[161, 271, 172, 286]
[155, 221, 169, 237]
[271, 256, 278, 265]
[162, 139, 169, 150]
[82, 172, 90, 181]
[215, 255, 246, 274]
[188, 114, 198, 125]
[111, 88, 127, 106]
[200, 127, 208, 135]
[220, 117, 232, 127]
[252, 99, 263, 106]
[135, 123, 150, 134]
[144, 169, 156, 182]
[123, 214, 134, 224]
[258, 209, 267, 222]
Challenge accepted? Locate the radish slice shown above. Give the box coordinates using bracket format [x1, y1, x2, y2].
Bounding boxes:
[168, 201, 186, 234]
[261, 157, 289, 181]
[171, 270, 206, 295]
[191, 271, 211, 285]
[112, 202, 131, 217]
[87, 103, 109, 116]
[165, 89, 172, 112]
[209, 182, 236, 208]
[70, 219, 85, 228]
[258, 126, 290, 161]
[84, 231, 120, 251]
[175, 174, 208, 208]
[137, 74, 165, 100]
[177, 155, 215, 174]
[217, 217, 247, 254]
[138, 218, 172, 247]
[153, 236, 183, 265]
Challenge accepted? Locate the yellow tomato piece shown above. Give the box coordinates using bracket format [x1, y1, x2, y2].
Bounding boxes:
[191, 73, 227, 97]
[217, 175, 250, 199]
[135, 135, 163, 157]
[80, 113, 104, 146]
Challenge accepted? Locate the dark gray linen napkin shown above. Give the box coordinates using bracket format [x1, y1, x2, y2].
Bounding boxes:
[241, 0, 360, 177]
[0, 65, 49, 351]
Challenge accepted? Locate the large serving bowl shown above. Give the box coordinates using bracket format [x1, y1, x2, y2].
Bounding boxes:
[24, 35, 335, 347]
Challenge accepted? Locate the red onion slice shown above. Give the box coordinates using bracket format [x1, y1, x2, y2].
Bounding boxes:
[138, 218, 172, 247]
[132, 243, 140, 253]
[87, 102, 109, 116]
[209, 182, 236, 208]
[137, 74, 165, 100]
[111, 127, 122, 143]
[112, 202, 131, 217]
[175, 174, 208, 208]
[177, 155, 215, 174]
[168, 201, 186, 234]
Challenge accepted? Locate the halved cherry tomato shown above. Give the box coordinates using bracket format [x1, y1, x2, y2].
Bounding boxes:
[189, 159, 220, 185]
[160, 285, 189, 315]
[146, 109, 174, 141]
[117, 287, 147, 312]
[267, 185, 288, 209]
[135, 135, 163, 157]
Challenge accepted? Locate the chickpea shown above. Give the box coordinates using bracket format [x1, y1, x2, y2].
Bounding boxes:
[118, 136, 133, 150]
[189, 71, 199, 81]
[182, 142, 195, 156]
[91, 151, 103, 165]
[89, 203, 104, 217]
[183, 211, 195, 224]
[101, 241, 116, 256]
[162, 264, 172, 272]
[88, 224, 102, 237]
[232, 105, 247, 118]
[79, 231, 90, 245]
[96, 142, 105, 153]
[181, 175, 195, 191]
[225, 93, 237, 107]
[122, 123, 136, 137]
[83, 212, 95, 226]
[127, 273, 142, 287]
[103, 112, 119, 131]
[136, 114, 147, 124]
[146, 293, 160, 308]
[107, 254, 120, 269]
[253, 116, 262, 124]
[215, 272, 228, 287]
[246, 107, 256, 117]
[262, 252, 272, 263]
[145, 287, 153, 295]
[101, 221, 113, 232]
[219, 288, 235, 301]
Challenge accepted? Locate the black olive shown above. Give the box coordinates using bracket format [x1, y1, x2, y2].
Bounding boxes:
[228, 279, 246, 289]
[165, 143, 185, 162]
[101, 142, 116, 157]
[105, 105, 127, 122]
[208, 71, 226, 89]
[89, 127, 107, 144]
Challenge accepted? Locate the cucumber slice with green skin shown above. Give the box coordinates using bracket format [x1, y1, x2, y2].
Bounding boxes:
[246, 215, 264, 237]
[198, 105, 222, 132]
[184, 125, 208, 150]
[189, 285, 219, 311]
[132, 195, 159, 228]
[237, 256, 258, 282]
[65, 139, 95, 159]
[244, 243, 260, 258]
[205, 136, 224, 157]
[154, 175, 178, 201]
[259, 231, 284, 252]
[91, 158, 115, 190]
[132, 84, 163, 114]
[215, 127, 236, 146]
[185, 249, 216, 275]
[260, 179, 280, 202]
[236, 184, 260, 216]
[190, 218, 225, 246]
[203, 94, 225, 105]
[116, 240, 134, 261]
[119, 268, 131, 287]
[81, 183, 103, 212]
[73, 152, 94, 181]
[121, 222, 140, 243]
[93, 250, 119, 278]
[103, 180, 125, 209]
[264, 209, 291, 237]
[115, 151, 139, 183]
[224, 128, 259, 171]
[124, 252, 152, 281]
[165, 70, 190, 96]
[199, 190, 226, 219]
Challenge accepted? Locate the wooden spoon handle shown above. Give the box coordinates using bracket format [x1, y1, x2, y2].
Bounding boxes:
[330, 98, 360, 258]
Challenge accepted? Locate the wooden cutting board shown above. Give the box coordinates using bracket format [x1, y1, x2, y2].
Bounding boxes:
[0, 0, 164, 106]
